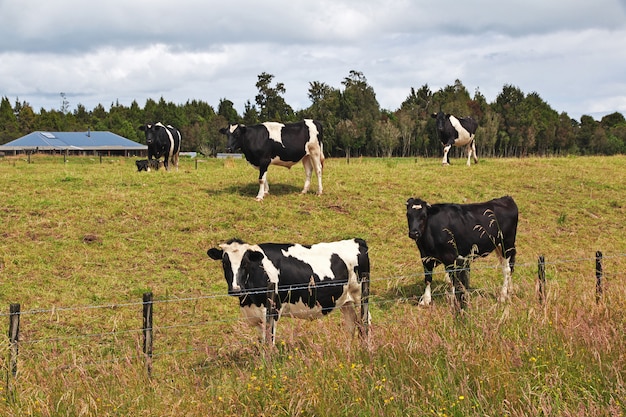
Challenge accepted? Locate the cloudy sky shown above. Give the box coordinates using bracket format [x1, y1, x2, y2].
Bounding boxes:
[1, 0, 625, 121]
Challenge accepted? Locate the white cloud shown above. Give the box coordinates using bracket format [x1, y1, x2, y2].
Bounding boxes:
[1, 0, 625, 119]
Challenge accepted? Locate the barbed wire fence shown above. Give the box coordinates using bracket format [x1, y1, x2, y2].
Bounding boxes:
[2, 251, 624, 388]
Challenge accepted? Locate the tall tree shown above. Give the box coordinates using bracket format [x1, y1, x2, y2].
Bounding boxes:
[255, 72, 294, 122]
[339, 70, 380, 156]
[372, 116, 400, 157]
[217, 99, 239, 123]
[0, 97, 19, 144]
[303, 81, 341, 154]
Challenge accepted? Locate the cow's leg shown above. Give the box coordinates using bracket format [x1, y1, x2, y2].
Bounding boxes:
[301, 155, 313, 194]
[471, 139, 478, 164]
[442, 144, 452, 165]
[172, 152, 179, 171]
[340, 302, 359, 339]
[419, 262, 436, 306]
[444, 264, 461, 310]
[452, 258, 470, 311]
[256, 166, 270, 201]
[307, 143, 324, 195]
[163, 155, 170, 171]
[466, 143, 472, 166]
[497, 247, 515, 302]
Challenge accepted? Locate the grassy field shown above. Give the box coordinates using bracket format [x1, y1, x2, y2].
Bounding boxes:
[0, 154, 625, 416]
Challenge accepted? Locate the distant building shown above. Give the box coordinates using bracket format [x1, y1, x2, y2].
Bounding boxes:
[0, 131, 147, 157]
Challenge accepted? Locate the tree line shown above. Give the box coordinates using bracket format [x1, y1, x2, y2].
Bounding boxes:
[1, 71, 625, 158]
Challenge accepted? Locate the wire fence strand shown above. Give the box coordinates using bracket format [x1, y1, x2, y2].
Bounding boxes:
[3, 252, 624, 350]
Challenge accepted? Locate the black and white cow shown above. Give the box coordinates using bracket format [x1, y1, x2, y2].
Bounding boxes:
[406, 196, 518, 306]
[431, 111, 478, 166]
[138, 123, 182, 171]
[207, 238, 370, 344]
[219, 119, 324, 200]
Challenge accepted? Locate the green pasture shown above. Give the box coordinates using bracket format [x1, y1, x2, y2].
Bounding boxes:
[0, 154, 624, 416]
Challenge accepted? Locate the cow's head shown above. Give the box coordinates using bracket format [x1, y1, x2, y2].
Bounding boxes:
[207, 239, 265, 295]
[139, 123, 162, 146]
[406, 198, 430, 240]
[218, 124, 245, 153]
[431, 112, 449, 133]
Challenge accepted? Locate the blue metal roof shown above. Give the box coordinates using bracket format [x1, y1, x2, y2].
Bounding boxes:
[0, 131, 147, 151]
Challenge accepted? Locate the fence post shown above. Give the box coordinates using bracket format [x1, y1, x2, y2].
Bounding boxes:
[537, 255, 546, 304]
[142, 292, 153, 377]
[595, 251, 603, 303]
[6, 303, 21, 401]
[8, 304, 20, 377]
[265, 282, 277, 345]
[360, 272, 370, 341]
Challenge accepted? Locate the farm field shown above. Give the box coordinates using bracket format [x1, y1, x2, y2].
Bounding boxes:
[0, 154, 625, 416]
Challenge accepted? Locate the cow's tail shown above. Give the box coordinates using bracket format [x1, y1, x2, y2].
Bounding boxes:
[314, 120, 325, 169]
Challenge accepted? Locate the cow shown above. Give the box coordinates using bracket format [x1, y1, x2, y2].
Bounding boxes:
[218, 119, 324, 201]
[406, 196, 518, 307]
[207, 238, 370, 344]
[135, 159, 149, 172]
[431, 111, 478, 166]
[138, 123, 182, 171]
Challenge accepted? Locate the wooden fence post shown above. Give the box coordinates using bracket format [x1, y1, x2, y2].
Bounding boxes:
[6, 303, 21, 402]
[265, 282, 277, 345]
[360, 272, 370, 341]
[8, 304, 20, 377]
[537, 255, 546, 304]
[595, 251, 603, 303]
[142, 292, 153, 377]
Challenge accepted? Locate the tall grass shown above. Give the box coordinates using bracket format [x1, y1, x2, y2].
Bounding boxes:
[0, 155, 625, 416]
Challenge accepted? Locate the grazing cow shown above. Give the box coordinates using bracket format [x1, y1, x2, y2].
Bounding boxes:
[218, 119, 324, 200]
[406, 196, 518, 306]
[431, 111, 478, 166]
[207, 238, 370, 344]
[135, 159, 149, 172]
[138, 123, 182, 171]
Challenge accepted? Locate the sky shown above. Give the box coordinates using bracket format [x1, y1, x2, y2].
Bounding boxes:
[1, 0, 626, 121]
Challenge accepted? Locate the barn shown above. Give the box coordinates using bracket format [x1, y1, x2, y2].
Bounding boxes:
[0, 130, 147, 157]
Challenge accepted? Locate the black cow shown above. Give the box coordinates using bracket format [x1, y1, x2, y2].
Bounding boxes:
[406, 196, 518, 306]
[138, 123, 182, 171]
[207, 238, 370, 344]
[219, 119, 324, 200]
[135, 159, 149, 172]
[431, 111, 478, 166]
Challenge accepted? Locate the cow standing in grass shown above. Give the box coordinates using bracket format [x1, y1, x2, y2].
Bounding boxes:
[219, 119, 324, 201]
[406, 196, 518, 306]
[139, 123, 181, 171]
[431, 111, 478, 166]
[207, 238, 370, 344]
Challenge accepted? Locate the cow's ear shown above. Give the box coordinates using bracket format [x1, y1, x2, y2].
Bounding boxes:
[446, 114, 451, 118]
[430, 113, 437, 119]
[139, 125, 146, 131]
[247, 250, 264, 263]
[207, 248, 223, 260]
[218, 128, 227, 135]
